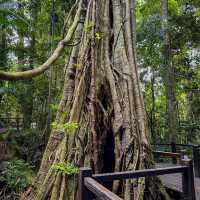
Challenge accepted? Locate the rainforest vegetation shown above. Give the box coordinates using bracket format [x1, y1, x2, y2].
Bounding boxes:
[0, 0, 200, 199]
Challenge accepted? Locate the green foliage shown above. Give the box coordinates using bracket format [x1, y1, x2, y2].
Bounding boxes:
[51, 122, 79, 130]
[0, 159, 34, 193]
[95, 32, 101, 41]
[52, 162, 79, 175]
[138, 0, 181, 17]
[14, 129, 43, 167]
[50, 103, 59, 112]
[84, 21, 94, 32]
[168, 0, 181, 16]
[137, 0, 200, 143]
[138, 0, 161, 17]
[0, 0, 30, 31]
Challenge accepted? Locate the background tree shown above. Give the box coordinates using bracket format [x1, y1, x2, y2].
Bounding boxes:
[137, 0, 200, 143]
[161, 0, 177, 143]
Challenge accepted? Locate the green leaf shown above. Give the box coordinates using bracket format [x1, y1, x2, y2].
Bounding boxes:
[0, 7, 30, 29]
[50, 104, 59, 111]
[52, 162, 79, 175]
[51, 122, 79, 130]
[84, 21, 94, 32]
[95, 32, 101, 41]
[0, 159, 34, 193]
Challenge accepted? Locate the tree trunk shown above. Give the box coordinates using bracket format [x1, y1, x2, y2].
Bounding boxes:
[20, 0, 169, 199]
[186, 66, 196, 143]
[0, 13, 7, 104]
[15, 0, 34, 129]
[161, 0, 177, 143]
[150, 69, 156, 141]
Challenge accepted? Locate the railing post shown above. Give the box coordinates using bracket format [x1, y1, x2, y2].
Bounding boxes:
[180, 149, 186, 159]
[179, 149, 186, 164]
[171, 142, 177, 164]
[182, 159, 196, 200]
[193, 146, 200, 177]
[79, 167, 93, 200]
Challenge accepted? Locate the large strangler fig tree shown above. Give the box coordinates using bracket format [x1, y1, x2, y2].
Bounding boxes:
[0, 0, 170, 199]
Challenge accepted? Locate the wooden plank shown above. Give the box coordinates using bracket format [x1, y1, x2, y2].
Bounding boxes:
[182, 160, 196, 200]
[84, 177, 123, 200]
[195, 178, 200, 200]
[93, 166, 187, 182]
[153, 151, 181, 158]
[79, 168, 93, 200]
[152, 143, 200, 148]
[159, 174, 200, 199]
[193, 147, 200, 177]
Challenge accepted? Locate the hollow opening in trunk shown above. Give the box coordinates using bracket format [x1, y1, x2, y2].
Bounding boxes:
[102, 128, 115, 173]
[101, 126, 115, 190]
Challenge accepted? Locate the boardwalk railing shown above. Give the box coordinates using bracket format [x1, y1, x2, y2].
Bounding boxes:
[153, 149, 186, 165]
[79, 158, 196, 200]
[152, 143, 200, 177]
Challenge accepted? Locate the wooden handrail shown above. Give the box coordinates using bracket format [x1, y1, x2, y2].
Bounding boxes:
[84, 177, 123, 200]
[152, 143, 200, 177]
[153, 151, 181, 158]
[79, 158, 196, 200]
[151, 143, 200, 148]
[92, 166, 187, 182]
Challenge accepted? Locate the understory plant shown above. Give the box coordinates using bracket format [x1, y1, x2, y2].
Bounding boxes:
[0, 159, 34, 193]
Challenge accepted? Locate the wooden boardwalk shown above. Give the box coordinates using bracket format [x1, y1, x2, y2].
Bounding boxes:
[80, 162, 195, 200]
[156, 163, 200, 199]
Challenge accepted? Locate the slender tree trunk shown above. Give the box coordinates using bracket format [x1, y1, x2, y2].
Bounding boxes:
[20, 1, 170, 200]
[0, 13, 7, 104]
[16, 0, 34, 129]
[161, 0, 177, 143]
[150, 69, 156, 141]
[186, 66, 196, 143]
[17, 40, 34, 129]
[187, 88, 195, 142]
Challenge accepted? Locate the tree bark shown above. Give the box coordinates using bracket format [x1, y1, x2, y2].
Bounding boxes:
[150, 69, 156, 141]
[186, 66, 196, 143]
[0, 12, 7, 104]
[161, 0, 177, 143]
